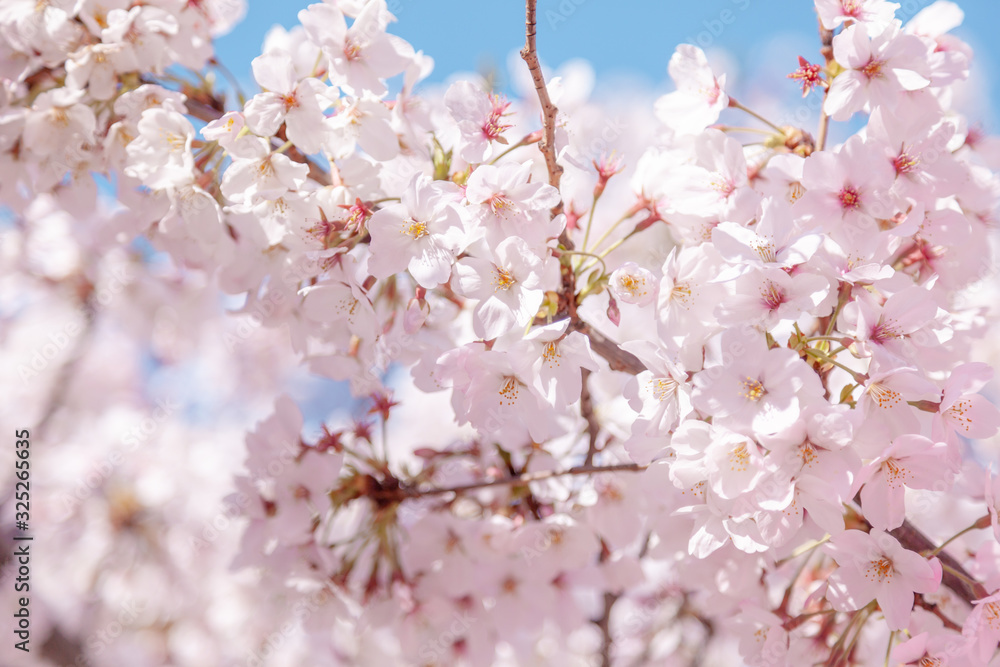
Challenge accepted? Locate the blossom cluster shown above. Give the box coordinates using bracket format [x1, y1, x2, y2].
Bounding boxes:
[3, 0, 1000, 665]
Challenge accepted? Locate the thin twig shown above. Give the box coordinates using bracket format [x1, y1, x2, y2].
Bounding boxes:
[371, 462, 644, 502]
[816, 20, 835, 152]
[580, 368, 601, 466]
[519, 0, 564, 218]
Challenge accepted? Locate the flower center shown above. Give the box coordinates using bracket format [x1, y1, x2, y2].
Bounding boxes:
[842, 0, 862, 17]
[882, 458, 910, 488]
[893, 150, 920, 175]
[728, 442, 751, 471]
[648, 377, 678, 402]
[619, 274, 649, 298]
[838, 186, 861, 210]
[542, 341, 561, 367]
[867, 382, 902, 409]
[701, 81, 721, 105]
[402, 219, 428, 239]
[865, 556, 894, 583]
[870, 318, 902, 343]
[336, 296, 358, 323]
[751, 238, 777, 264]
[985, 602, 1000, 629]
[759, 280, 786, 311]
[797, 443, 818, 469]
[482, 94, 512, 141]
[711, 176, 736, 199]
[787, 181, 805, 203]
[739, 377, 766, 402]
[256, 157, 275, 179]
[343, 40, 363, 62]
[493, 266, 516, 291]
[861, 58, 886, 80]
[946, 399, 973, 432]
[488, 193, 516, 217]
[498, 375, 520, 405]
[671, 282, 693, 308]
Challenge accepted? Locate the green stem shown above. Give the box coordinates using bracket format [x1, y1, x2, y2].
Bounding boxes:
[940, 562, 981, 590]
[729, 99, 786, 134]
[716, 125, 776, 135]
[489, 133, 538, 163]
[580, 193, 600, 259]
[585, 203, 643, 255]
[824, 282, 850, 336]
[928, 517, 989, 557]
[562, 249, 607, 276]
[803, 347, 865, 384]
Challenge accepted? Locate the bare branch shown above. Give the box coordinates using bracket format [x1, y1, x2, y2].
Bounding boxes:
[890, 521, 989, 605]
[574, 322, 645, 375]
[595, 591, 619, 667]
[370, 462, 644, 503]
[519, 0, 564, 217]
[581, 368, 601, 466]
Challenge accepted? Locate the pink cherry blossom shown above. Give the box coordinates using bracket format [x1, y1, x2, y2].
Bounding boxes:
[655, 45, 728, 134]
[453, 236, 554, 340]
[366, 174, 466, 287]
[856, 434, 957, 530]
[824, 23, 930, 121]
[826, 529, 941, 630]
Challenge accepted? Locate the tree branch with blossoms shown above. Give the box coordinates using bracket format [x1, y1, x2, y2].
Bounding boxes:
[7, 0, 1000, 665]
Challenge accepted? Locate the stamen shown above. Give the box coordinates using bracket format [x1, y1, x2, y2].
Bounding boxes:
[739, 377, 766, 402]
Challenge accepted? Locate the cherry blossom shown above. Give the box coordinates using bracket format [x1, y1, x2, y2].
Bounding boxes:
[366, 174, 466, 287]
[3, 0, 1000, 664]
[824, 23, 930, 121]
[826, 529, 941, 630]
[655, 44, 728, 134]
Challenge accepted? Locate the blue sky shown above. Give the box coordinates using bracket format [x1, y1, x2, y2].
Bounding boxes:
[214, 0, 1000, 127]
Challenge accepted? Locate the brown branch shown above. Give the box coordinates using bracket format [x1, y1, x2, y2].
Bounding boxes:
[594, 539, 619, 667]
[181, 92, 331, 187]
[915, 595, 963, 632]
[596, 591, 619, 667]
[815, 18, 834, 152]
[574, 321, 645, 374]
[581, 368, 601, 466]
[890, 521, 989, 605]
[519, 0, 564, 218]
[371, 462, 644, 502]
